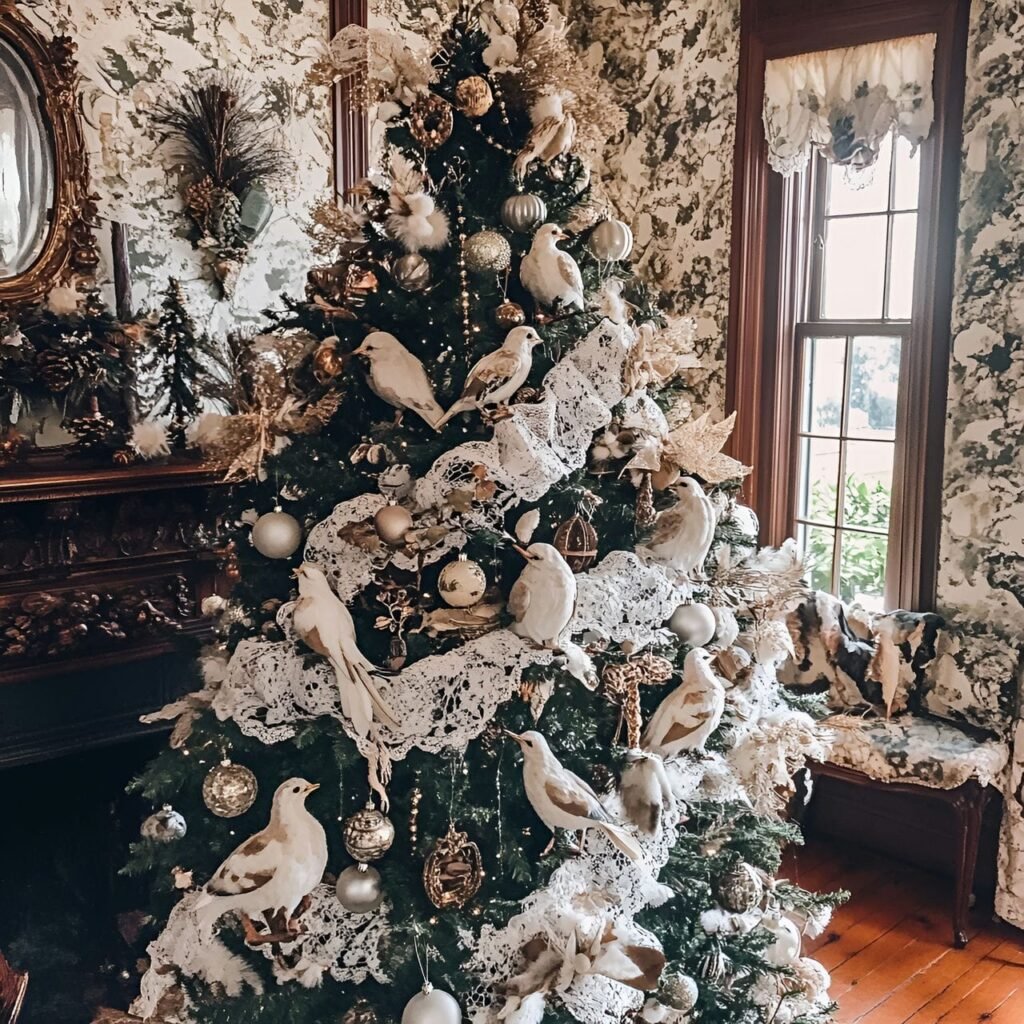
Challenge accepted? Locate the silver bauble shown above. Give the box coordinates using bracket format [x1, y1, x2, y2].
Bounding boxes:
[343, 802, 396, 862]
[668, 602, 716, 646]
[500, 193, 547, 234]
[202, 760, 258, 818]
[402, 985, 462, 1024]
[393, 253, 432, 292]
[463, 230, 511, 273]
[374, 503, 413, 545]
[252, 509, 302, 559]
[662, 973, 699, 1013]
[588, 218, 634, 261]
[335, 863, 384, 913]
[438, 555, 487, 608]
[716, 861, 763, 913]
[141, 804, 187, 842]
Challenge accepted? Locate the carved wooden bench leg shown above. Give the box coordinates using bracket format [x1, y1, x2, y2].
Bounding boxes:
[951, 780, 992, 949]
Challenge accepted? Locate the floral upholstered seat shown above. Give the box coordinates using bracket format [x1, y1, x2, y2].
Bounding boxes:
[825, 712, 1009, 790]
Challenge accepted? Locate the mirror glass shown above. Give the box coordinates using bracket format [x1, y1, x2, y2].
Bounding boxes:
[0, 35, 54, 279]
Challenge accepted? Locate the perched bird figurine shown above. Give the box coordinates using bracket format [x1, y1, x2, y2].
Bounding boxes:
[513, 92, 577, 180]
[645, 476, 716, 578]
[507, 730, 643, 861]
[520, 224, 585, 312]
[352, 331, 446, 430]
[434, 326, 543, 429]
[386, 190, 449, 252]
[292, 563, 399, 738]
[641, 648, 726, 758]
[619, 750, 676, 836]
[195, 778, 328, 943]
[508, 542, 577, 648]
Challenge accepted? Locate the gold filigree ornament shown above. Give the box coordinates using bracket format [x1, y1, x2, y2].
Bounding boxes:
[408, 93, 454, 151]
[423, 823, 484, 909]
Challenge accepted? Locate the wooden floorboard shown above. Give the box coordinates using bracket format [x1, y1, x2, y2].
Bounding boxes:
[794, 838, 1024, 1023]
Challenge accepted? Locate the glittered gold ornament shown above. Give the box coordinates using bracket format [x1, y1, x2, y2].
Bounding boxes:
[343, 802, 395, 862]
[0, 428, 30, 469]
[438, 554, 487, 608]
[501, 193, 547, 234]
[454, 76, 493, 118]
[202, 760, 258, 818]
[392, 253, 433, 292]
[313, 338, 346, 382]
[423, 823, 484, 909]
[588, 218, 634, 261]
[494, 300, 526, 328]
[463, 230, 511, 273]
[374, 503, 413, 545]
[408, 94, 453, 150]
[553, 514, 598, 572]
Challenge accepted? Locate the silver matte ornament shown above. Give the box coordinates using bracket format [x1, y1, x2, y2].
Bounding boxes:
[588, 218, 634, 261]
[252, 508, 303, 559]
[393, 253, 432, 292]
[501, 193, 547, 234]
[402, 985, 462, 1024]
[463, 230, 512, 273]
[343, 802, 396, 862]
[374, 503, 413, 545]
[667, 602, 716, 646]
[438, 554, 487, 608]
[202, 760, 258, 818]
[335, 862, 384, 913]
[141, 804, 187, 842]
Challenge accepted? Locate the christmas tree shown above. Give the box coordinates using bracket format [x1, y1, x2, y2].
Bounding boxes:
[124, 5, 840, 1024]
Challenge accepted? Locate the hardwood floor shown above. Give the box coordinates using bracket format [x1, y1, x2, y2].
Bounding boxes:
[786, 838, 1024, 1023]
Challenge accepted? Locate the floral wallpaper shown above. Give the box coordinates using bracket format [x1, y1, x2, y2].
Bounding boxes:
[19, 0, 332, 333]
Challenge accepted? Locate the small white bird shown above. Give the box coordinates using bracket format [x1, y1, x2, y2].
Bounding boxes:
[641, 648, 726, 758]
[386, 190, 449, 252]
[507, 730, 643, 861]
[292, 563, 398, 738]
[195, 778, 328, 943]
[513, 92, 577, 180]
[645, 476, 717, 578]
[520, 224, 585, 312]
[352, 331, 445, 430]
[507, 542, 577, 648]
[434, 326, 543, 429]
[619, 750, 676, 836]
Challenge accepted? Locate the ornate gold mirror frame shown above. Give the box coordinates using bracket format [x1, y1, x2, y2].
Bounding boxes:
[0, 0, 98, 305]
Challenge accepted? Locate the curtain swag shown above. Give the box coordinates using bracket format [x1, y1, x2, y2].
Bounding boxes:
[763, 33, 937, 177]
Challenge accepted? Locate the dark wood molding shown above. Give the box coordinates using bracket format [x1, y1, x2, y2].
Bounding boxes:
[330, 0, 370, 196]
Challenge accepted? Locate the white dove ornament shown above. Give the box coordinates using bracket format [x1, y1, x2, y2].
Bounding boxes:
[513, 92, 577, 180]
[520, 223, 585, 312]
[645, 476, 716, 578]
[507, 542, 577, 648]
[352, 331, 445, 430]
[194, 778, 328, 944]
[641, 647, 726, 758]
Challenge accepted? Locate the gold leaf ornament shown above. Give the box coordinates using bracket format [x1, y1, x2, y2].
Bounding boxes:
[662, 411, 751, 485]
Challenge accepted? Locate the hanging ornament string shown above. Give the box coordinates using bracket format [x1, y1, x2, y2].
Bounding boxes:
[413, 931, 431, 990]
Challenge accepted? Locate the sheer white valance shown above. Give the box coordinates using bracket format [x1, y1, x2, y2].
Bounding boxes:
[763, 33, 936, 177]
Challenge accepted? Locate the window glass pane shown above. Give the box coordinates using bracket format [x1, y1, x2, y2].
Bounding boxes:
[843, 440, 894, 529]
[798, 436, 841, 523]
[848, 336, 901, 438]
[800, 523, 837, 593]
[802, 336, 846, 435]
[826, 133, 893, 216]
[892, 134, 920, 210]
[839, 531, 888, 611]
[887, 213, 917, 319]
[821, 215, 887, 319]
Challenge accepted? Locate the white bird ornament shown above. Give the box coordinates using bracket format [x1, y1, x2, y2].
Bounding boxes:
[520, 223, 585, 312]
[513, 92, 577, 180]
[195, 778, 328, 944]
[386, 190, 449, 252]
[507, 729, 643, 861]
[352, 331, 445, 430]
[434, 326, 543, 429]
[645, 476, 716, 578]
[507, 541, 577, 648]
[619, 750, 676, 836]
[641, 648, 726, 758]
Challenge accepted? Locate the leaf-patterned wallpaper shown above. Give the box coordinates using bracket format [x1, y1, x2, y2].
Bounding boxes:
[20, 0, 332, 334]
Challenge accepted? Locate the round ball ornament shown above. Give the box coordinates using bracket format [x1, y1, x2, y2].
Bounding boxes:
[668, 602, 716, 647]
[141, 804, 187, 843]
[343, 802, 396, 862]
[408, 94, 453, 150]
[463, 230, 511, 273]
[454, 75, 493, 117]
[698, 943, 727, 982]
[716, 861, 763, 913]
[336, 863, 385, 914]
[589, 218, 634, 261]
[393, 253, 433, 292]
[494, 300, 526, 329]
[312, 339, 345, 382]
[438, 554, 487, 608]
[500, 193, 547, 234]
[374, 503, 413, 546]
[662, 973, 699, 1014]
[764, 914, 802, 967]
[202, 759, 258, 818]
[252, 507, 303, 559]
[553, 514, 598, 572]
[402, 984, 462, 1024]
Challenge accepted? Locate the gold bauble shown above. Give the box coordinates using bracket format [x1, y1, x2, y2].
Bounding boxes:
[454, 76, 493, 118]
[553, 514, 598, 572]
[463, 230, 511, 273]
[374, 503, 413, 545]
[408, 94, 454, 150]
[202, 760, 258, 818]
[313, 338, 346, 382]
[343, 802, 396, 862]
[423, 823, 484, 909]
[0, 428, 30, 469]
[494, 300, 526, 328]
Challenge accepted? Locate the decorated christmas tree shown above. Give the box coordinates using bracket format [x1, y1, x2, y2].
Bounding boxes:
[124, 4, 840, 1023]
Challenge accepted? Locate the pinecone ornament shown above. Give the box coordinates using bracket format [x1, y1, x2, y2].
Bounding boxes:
[635, 471, 656, 528]
[67, 402, 117, 452]
[36, 349, 76, 392]
[208, 186, 242, 246]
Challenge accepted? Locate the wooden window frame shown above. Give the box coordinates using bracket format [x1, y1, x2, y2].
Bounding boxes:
[726, 0, 969, 612]
[331, 0, 370, 196]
